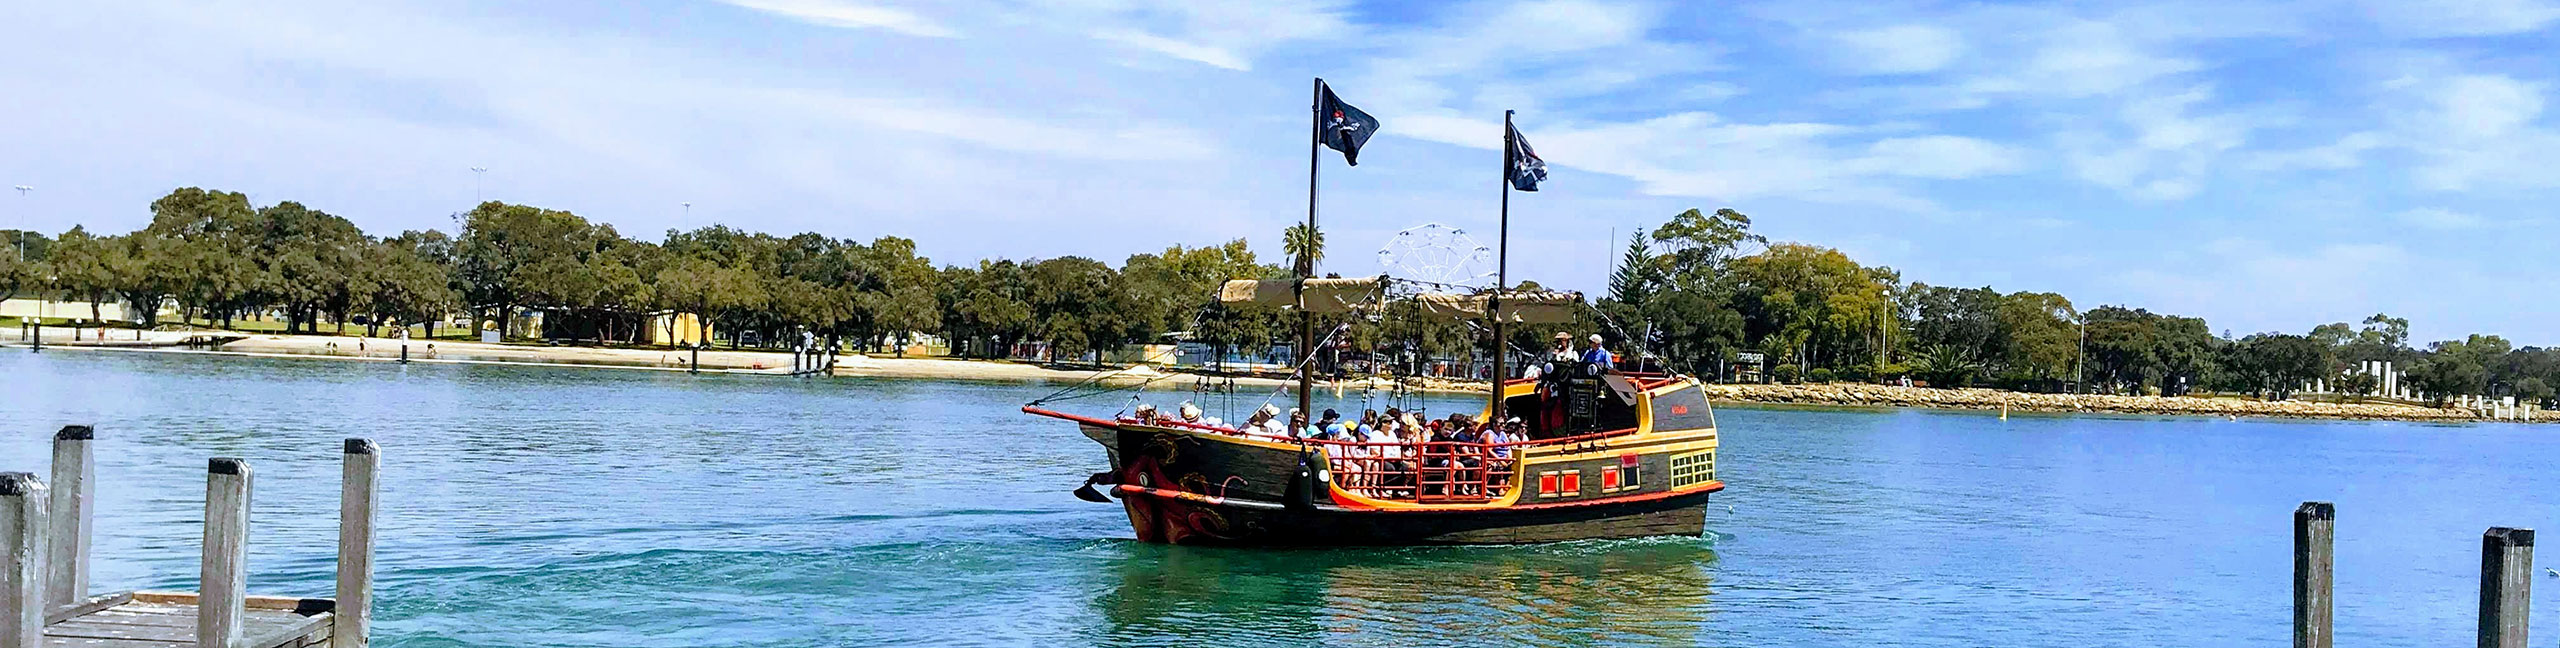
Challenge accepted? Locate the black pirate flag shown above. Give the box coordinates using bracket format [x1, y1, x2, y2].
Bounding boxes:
[1316, 81, 1379, 165]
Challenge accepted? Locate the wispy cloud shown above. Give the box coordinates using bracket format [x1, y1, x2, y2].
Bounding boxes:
[715, 0, 957, 38]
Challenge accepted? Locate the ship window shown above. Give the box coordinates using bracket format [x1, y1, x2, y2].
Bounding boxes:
[1560, 470, 1580, 496]
[1669, 450, 1717, 488]
[1538, 471, 1558, 498]
[1601, 467, 1620, 492]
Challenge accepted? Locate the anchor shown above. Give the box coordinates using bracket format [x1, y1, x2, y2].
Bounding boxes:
[1072, 471, 1117, 503]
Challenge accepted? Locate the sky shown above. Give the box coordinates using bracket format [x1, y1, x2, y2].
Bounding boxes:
[3, 0, 2557, 346]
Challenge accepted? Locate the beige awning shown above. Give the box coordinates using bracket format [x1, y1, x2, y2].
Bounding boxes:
[1217, 277, 1386, 314]
[1219, 277, 1584, 323]
[1414, 290, 1586, 324]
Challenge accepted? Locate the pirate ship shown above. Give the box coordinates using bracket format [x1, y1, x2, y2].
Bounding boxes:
[1021, 79, 1723, 545]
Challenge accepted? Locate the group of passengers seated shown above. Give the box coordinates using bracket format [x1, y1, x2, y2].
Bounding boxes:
[1124, 399, 1526, 501]
[1295, 409, 1522, 500]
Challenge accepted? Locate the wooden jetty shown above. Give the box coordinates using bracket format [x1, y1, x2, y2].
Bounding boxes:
[1, 426, 376, 648]
[2289, 500, 2533, 647]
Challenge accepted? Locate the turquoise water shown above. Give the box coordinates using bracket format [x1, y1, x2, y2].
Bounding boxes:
[5, 350, 2559, 646]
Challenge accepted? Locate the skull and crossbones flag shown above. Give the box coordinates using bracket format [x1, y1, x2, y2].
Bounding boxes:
[1506, 119, 1547, 191]
[1316, 81, 1379, 165]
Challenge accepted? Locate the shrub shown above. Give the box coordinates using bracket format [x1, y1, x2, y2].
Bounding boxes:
[1807, 367, 1835, 384]
[1771, 364, 1800, 384]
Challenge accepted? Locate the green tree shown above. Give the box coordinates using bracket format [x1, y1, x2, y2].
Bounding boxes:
[1282, 223, 1324, 276]
[47, 227, 120, 328]
[455, 202, 598, 339]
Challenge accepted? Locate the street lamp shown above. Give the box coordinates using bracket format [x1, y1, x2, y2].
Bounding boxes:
[470, 167, 488, 202]
[10, 186, 28, 259]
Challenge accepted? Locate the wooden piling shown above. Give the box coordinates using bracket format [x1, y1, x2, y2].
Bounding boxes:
[45, 426, 92, 610]
[199, 458, 251, 648]
[2478, 527, 2533, 648]
[2292, 501, 2333, 648]
[335, 439, 378, 648]
[0, 473, 46, 648]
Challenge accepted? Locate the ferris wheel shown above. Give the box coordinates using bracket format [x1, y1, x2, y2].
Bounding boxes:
[1376, 222, 1495, 290]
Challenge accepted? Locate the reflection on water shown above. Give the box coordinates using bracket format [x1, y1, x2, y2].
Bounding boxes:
[9, 350, 2560, 646]
[1096, 537, 1716, 646]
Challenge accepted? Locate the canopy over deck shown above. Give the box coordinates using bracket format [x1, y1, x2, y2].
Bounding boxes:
[1217, 277, 1584, 323]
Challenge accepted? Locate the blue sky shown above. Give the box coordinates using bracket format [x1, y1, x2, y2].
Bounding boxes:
[3, 1, 2557, 345]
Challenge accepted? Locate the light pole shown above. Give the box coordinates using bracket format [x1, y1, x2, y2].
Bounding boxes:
[2076, 315, 2087, 394]
[10, 186, 29, 259]
[470, 167, 488, 202]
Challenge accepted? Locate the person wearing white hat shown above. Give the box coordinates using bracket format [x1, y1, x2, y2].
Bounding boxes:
[1580, 333, 1615, 370]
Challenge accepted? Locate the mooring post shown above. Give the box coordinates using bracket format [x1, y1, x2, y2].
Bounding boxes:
[0, 473, 47, 648]
[690, 342, 700, 374]
[2478, 527, 2533, 648]
[2292, 501, 2333, 648]
[200, 458, 251, 648]
[335, 439, 379, 648]
[45, 426, 92, 610]
[25, 322, 35, 353]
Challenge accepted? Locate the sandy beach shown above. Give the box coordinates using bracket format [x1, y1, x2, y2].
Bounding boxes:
[9, 327, 2542, 423]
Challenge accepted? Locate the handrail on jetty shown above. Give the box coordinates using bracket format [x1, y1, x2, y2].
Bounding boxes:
[0, 425, 378, 648]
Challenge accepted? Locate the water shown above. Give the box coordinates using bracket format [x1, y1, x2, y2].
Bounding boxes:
[5, 350, 2558, 646]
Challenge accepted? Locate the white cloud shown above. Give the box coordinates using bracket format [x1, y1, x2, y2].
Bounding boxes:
[716, 0, 957, 37]
[2358, 0, 2560, 36]
[2061, 86, 2259, 200]
[1054, 0, 1354, 71]
[2394, 73, 2560, 190]
[2113, 239, 2417, 334]
[1090, 30, 1249, 70]
[1832, 25, 1965, 74]
[2395, 207, 2487, 229]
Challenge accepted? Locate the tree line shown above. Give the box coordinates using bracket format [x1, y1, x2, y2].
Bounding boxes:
[3, 187, 2553, 407]
[1596, 208, 2560, 406]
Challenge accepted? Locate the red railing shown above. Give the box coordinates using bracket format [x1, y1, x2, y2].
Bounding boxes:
[1306, 439, 1523, 503]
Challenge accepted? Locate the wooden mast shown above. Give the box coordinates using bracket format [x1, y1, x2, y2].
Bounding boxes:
[1489, 110, 1513, 426]
[1299, 78, 1321, 426]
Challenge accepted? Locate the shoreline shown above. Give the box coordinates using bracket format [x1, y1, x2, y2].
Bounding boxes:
[8, 329, 2540, 424]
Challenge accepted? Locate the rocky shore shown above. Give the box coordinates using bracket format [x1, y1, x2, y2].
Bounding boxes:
[1702, 382, 2528, 423]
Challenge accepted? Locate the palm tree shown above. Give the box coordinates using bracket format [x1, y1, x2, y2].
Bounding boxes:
[1283, 223, 1324, 276]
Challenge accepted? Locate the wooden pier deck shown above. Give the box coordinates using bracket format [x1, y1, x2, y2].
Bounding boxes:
[1, 427, 376, 648]
[44, 592, 332, 648]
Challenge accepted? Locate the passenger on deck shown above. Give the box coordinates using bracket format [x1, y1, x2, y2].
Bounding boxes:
[1549, 332, 1577, 364]
[1132, 403, 1160, 424]
[1178, 402, 1203, 424]
[1312, 409, 1345, 440]
[1581, 334, 1615, 371]
[1255, 405, 1289, 436]
[1287, 409, 1310, 438]
[1241, 405, 1278, 437]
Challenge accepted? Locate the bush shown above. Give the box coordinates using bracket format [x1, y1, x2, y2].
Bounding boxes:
[1835, 364, 1873, 383]
[1807, 367, 1835, 384]
[1771, 364, 1800, 384]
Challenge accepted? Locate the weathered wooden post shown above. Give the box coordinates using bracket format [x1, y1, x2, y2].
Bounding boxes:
[0, 473, 47, 648]
[2478, 527, 2533, 648]
[24, 321, 35, 353]
[2292, 501, 2333, 648]
[336, 439, 379, 648]
[45, 426, 92, 610]
[199, 458, 251, 648]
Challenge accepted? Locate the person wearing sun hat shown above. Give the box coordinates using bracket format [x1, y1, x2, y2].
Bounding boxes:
[1580, 333, 1615, 370]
